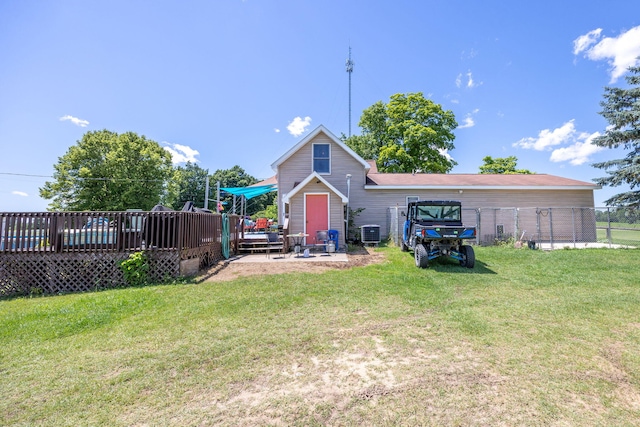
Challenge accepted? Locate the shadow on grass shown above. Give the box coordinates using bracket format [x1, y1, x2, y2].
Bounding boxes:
[426, 258, 496, 275]
[397, 249, 496, 274]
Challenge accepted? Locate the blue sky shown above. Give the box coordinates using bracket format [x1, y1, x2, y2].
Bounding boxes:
[2, 0, 640, 211]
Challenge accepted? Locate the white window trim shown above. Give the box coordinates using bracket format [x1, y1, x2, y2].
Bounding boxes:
[312, 143, 331, 175]
[406, 196, 420, 205]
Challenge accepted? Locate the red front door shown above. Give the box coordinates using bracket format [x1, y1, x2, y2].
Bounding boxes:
[305, 194, 329, 244]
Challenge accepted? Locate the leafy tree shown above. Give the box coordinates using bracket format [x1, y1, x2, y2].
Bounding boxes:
[479, 155, 533, 174]
[252, 197, 278, 221]
[164, 162, 210, 210]
[211, 165, 257, 189]
[345, 92, 457, 173]
[341, 133, 379, 161]
[40, 130, 172, 211]
[592, 63, 640, 206]
[210, 165, 275, 214]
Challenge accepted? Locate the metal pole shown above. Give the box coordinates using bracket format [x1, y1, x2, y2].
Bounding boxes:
[346, 174, 351, 242]
[476, 208, 481, 245]
[204, 176, 210, 210]
[607, 207, 612, 247]
[549, 208, 554, 250]
[346, 47, 354, 138]
[216, 181, 221, 213]
[571, 208, 576, 248]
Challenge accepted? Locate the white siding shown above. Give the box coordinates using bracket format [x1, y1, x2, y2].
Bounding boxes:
[273, 129, 597, 244]
[289, 181, 347, 247]
[277, 132, 367, 248]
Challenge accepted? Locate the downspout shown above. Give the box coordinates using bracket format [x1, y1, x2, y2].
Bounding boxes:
[346, 174, 352, 242]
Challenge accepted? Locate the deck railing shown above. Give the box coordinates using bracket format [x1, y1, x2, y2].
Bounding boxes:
[0, 211, 240, 255]
[0, 211, 240, 296]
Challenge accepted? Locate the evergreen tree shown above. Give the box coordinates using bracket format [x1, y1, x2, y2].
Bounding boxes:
[592, 63, 640, 206]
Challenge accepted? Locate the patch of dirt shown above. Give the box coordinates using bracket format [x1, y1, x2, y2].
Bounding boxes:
[199, 246, 385, 283]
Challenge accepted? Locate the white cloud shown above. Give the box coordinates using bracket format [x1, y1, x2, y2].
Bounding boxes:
[59, 115, 89, 127]
[456, 71, 481, 89]
[438, 148, 454, 162]
[12, 191, 28, 197]
[287, 116, 312, 137]
[466, 71, 477, 88]
[514, 120, 604, 165]
[513, 120, 577, 151]
[459, 117, 475, 129]
[274, 128, 280, 133]
[458, 109, 479, 129]
[460, 48, 478, 60]
[163, 142, 199, 164]
[573, 28, 602, 55]
[550, 132, 604, 165]
[573, 25, 640, 82]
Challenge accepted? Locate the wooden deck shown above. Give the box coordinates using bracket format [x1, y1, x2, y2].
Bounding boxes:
[1, 211, 241, 296]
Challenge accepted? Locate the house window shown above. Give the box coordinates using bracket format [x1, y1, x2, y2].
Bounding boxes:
[406, 196, 419, 205]
[313, 143, 330, 174]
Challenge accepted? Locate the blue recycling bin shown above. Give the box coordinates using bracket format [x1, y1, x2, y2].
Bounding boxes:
[327, 229, 339, 252]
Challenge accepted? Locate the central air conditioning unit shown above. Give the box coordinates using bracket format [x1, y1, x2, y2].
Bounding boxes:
[360, 224, 381, 245]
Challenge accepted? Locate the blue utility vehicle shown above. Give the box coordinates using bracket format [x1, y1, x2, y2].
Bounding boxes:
[402, 200, 476, 268]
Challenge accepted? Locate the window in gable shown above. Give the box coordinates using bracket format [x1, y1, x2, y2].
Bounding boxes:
[313, 143, 331, 174]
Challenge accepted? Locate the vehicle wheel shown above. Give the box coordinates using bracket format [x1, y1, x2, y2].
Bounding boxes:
[401, 240, 409, 252]
[460, 245, 475, 268]
[414, 244, 429, 268]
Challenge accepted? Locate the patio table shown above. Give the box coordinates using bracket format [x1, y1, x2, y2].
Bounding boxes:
[287, 233, 308, 257]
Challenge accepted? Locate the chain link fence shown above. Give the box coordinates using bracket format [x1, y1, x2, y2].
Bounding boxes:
[387, 206, 640, 249]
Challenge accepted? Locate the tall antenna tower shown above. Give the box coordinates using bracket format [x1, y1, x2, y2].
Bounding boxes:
[346, 46, 354, 137]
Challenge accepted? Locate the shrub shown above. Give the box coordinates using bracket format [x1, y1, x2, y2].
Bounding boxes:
[118, 252, 149, 287]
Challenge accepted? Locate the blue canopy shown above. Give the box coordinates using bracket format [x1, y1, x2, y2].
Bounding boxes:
[220, 184, 277, 200]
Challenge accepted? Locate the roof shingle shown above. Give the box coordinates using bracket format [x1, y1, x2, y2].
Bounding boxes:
[364, 161, 597, 188]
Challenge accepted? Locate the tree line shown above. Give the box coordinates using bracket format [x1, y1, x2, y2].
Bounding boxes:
[39, 130, 274, 215]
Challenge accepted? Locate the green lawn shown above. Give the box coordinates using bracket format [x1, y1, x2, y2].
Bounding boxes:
[597, 221, 640, 230]
[2, 246, 640, 426]
[597, 225, 640, 246]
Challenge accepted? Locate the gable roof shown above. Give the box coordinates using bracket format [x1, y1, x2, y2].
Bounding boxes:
[365, 169, 600, 190]
[282, 172, 349, 203]
[251, 175, 277, 187]
[271, 125, 371, 171]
